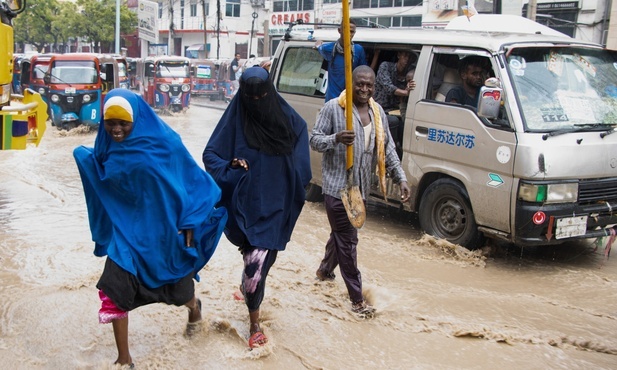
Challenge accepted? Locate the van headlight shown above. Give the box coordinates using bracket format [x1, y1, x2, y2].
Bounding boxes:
[518, 182, 578, 203]
[83, 94, 91, 103]
[181, 84, 190, 92]
[51, 94, 60, 103]
[159, 84, 170, 92]
[38, 87, 46, 95]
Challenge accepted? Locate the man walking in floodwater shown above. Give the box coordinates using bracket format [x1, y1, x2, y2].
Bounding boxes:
[310, 65, 410, 317]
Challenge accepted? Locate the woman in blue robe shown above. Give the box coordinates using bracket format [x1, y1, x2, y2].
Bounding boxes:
[202, 67, 311, 349]
[74, 89, 227, 366]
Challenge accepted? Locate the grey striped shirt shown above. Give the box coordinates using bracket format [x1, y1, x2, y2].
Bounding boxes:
[310, 98, 407, 200]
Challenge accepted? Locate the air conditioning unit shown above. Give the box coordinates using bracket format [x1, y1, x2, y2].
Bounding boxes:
[250, 0, 264, 7]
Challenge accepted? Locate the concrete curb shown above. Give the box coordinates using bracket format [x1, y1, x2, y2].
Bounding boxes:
[190, 97, 229, 111]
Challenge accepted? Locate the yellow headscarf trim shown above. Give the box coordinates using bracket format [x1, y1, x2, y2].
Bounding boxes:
[104, 96, 134, 122]
[338, 90, 387, 200]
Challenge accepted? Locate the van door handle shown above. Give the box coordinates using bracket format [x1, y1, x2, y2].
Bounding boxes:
[416, 126, 428, 136]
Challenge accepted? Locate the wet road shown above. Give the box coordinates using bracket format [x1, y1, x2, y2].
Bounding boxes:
[0, 99, 615, 369]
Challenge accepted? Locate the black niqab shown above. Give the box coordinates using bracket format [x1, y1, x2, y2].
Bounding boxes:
[239, 70, 297, 155]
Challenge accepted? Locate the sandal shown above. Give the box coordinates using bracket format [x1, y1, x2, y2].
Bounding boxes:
[233, 285, 245, 301]
[248, 330, 268, 349]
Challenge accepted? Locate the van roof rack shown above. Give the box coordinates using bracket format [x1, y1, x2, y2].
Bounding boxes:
[283, 19, 378, 41]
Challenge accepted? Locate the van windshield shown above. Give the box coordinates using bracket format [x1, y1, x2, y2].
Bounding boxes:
[507, 46, 617, 131]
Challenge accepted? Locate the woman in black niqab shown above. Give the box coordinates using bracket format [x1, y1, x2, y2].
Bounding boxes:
[202, 66, 312, 349]
[239, 69, 297, 155]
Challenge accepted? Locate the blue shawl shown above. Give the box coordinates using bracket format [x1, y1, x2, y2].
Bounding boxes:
[202, 68, 311, 250]
[74, 89, 227, 289]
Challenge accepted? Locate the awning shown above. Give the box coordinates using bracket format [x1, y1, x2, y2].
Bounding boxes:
[186, 44, 206, 51]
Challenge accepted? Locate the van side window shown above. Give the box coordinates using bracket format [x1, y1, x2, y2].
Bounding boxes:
[430, 53, 492, 106]
[430, 54, 464, 102]
[276, 47, 326, 97]
[429, 51, 510, 126]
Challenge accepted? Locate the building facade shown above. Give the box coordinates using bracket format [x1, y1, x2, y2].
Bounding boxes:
[133, 0, 613, 59]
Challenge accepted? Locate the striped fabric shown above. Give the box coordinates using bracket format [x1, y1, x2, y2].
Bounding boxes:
[310, 98, 406, 200]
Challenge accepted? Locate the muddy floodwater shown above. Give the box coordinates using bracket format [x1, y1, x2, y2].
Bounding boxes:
[1, 101, 616, 369]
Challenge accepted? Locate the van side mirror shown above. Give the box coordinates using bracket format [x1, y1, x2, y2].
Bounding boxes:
[477, 86, 503, 119]
[43, 74, 50, 85]
[477, 78, 503, 119]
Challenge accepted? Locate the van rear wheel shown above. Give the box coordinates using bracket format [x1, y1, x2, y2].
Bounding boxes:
[419, 178, 484, 249]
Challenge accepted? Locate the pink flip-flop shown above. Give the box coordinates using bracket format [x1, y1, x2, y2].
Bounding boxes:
[232, 289, 244, 301]
[248, 330, 268, 348]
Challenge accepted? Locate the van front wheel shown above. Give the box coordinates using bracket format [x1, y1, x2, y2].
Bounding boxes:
[419, 179, 484, 250]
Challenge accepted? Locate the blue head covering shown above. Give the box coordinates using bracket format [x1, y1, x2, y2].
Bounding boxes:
[74, 89, 227, 289]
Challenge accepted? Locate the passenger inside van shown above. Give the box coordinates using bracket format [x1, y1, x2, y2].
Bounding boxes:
[374, 50, 416, 112]
[445, 56, 489, 107]
[373, 50, 417, 159]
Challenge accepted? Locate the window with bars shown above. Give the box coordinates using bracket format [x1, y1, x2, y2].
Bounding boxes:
[352, 16, 421, 28]
[272, 0, 315, 12]
[190, 1, 209, 17]
[352, 0, 422, 9]
[226, 0, 241, 17]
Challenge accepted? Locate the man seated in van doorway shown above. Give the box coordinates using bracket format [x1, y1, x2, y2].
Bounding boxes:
[374, 51, 415, 112]
[315, 19, 368, 102]
[446, 56, 488, 107]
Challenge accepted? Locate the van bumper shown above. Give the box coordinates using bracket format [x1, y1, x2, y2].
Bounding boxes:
[513, 200, 617, 246]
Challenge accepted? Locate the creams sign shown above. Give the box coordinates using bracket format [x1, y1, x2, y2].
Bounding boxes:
[269, 12, 312, 36]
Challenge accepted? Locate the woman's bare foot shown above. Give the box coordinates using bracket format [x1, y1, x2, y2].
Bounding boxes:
[185, 298, 202, 337]
[114, 358, 134, 368]
[188, 298, 202, 323]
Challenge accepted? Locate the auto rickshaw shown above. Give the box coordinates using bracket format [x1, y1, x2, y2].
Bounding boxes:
[138, 56, 191, 113]
[217, 58, 245, 103]
[189, 59, 219, 100]
[11, 54, 26, 94]
[112, 54, 130, 89]
[126, 57, 139, 89]
[45, 53, 119, 130]
[20, 53, 55, 111]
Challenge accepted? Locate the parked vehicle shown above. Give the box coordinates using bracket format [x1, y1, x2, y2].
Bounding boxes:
[45, 53, 118, 130]
[189, 59, 219, 100]
[126, 57, 139, 89]
[20, 53, 55, 110]
[270, 16, 617, 249]
[138, 56, 191, 113]
[0, 0, 47, 150]
[216, 58, 242, 102]
[112, 54, 130, 89]
[11, 53, 26, 94]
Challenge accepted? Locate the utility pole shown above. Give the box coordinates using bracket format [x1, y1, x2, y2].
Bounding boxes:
[115, 0, 120, 54]
[263, 19, 269, 56]
[216, 0, 221, 59]
[249, 12, 258, 58]
[201, 0, 207, 58]
[527, 0, 537, 21]
[168, 0, 175, 55]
